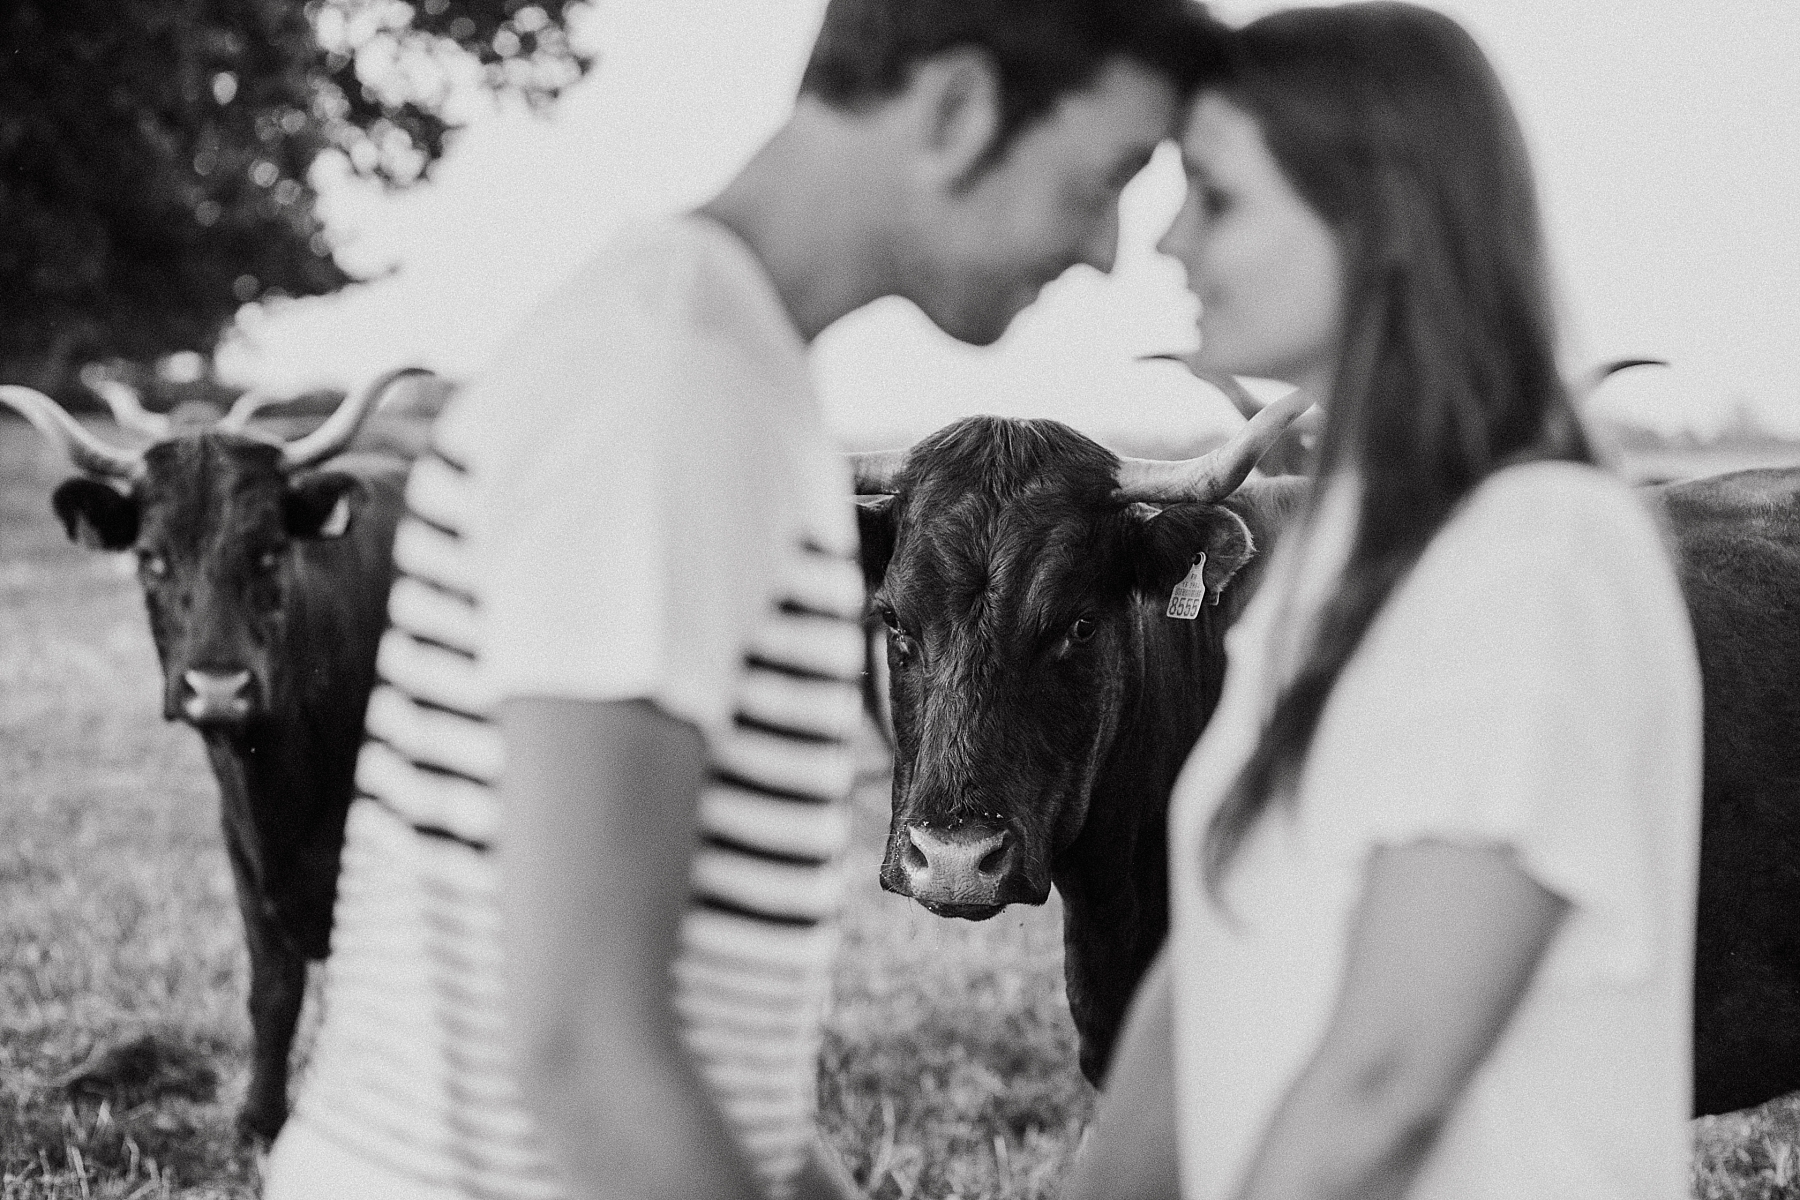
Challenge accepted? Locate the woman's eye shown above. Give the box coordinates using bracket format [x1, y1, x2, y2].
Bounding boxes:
[1069, 616, 1097, 643]
[138, 551, 168, 578]
[1200, 186, 1231, 218]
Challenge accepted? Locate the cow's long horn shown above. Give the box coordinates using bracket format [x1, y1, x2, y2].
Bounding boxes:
[850, 448, 910, 495]
[279, 366, 433, 469]
[216, 390, 287, 433]
[1137, 354, 1268, 422]
[89, 379, 171, 439]
[1585, 357, 1668, 392]
[1195, 372, 1267, 422]
[0, 385, 144, 480]
[1115, 386, 1315, 504]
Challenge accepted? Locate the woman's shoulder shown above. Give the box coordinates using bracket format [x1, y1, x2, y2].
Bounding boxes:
[1464, 459, 1643, 528]
[1412, 460, 1688, 647]
[1445, 460, 1664, 571]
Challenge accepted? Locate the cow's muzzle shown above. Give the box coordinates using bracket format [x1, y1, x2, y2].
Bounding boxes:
[884, 821, 1034, 919]
[179, 668, 256, 725]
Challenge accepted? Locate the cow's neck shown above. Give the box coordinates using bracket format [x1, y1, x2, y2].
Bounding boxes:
[1048, 600, 1232, 1074]
[201, 698, 361, 839]
[1062, 478, 1308, 889]
[207, 479, 398, 834]
[1048, 479, 1309, 1078]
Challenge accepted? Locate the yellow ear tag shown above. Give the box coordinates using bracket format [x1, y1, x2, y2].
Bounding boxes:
[1166, 552, 1207, 620]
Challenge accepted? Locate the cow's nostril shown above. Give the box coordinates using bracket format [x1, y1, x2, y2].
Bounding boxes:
[904, 840, 928, 872]
[181, 669, 255, 722]
[977, 842, 1008, 876]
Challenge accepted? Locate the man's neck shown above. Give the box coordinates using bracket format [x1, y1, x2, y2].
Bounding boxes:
[697, 102, 899, 343]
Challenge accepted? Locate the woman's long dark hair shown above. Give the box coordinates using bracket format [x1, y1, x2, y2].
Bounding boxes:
[1201, 3, 1593, 897]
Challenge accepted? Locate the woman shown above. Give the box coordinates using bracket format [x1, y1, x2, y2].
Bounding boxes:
[1070, 5, 1701, 1199]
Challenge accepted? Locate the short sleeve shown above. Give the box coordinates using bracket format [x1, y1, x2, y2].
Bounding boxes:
[1303, 465, 1703, 986]
[476, 328, 804, 735]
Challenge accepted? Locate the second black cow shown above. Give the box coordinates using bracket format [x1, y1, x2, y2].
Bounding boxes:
[2, 369, 428, 1139]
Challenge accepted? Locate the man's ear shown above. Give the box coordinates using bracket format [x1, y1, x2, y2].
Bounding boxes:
[51, 478, 138, 550]
[284, 471, 363, 539]
[856, 495, 899, 591]
[1126, 502, 1257, 600]
[909, 46, 1004, 190]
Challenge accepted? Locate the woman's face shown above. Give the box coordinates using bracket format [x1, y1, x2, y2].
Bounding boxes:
[1158, 93, 1345, 395]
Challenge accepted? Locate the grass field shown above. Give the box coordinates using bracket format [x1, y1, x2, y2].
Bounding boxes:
[2, 416, 1797, 1199]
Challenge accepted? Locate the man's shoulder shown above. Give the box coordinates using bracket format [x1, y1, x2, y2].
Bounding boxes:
[440, 215, 807, 460]
[552, 216, 799, 355]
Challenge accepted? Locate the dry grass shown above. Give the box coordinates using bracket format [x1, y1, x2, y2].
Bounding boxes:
[1, 417, 1794, 1198]
[1, 423, 260, 1195]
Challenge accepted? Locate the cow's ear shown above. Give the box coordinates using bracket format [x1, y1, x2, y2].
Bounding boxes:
[1127, 501, 1256, 599]
[856, 495, 898, 590]
[285, 471, 363, 540]
[51, 478, 138, 550]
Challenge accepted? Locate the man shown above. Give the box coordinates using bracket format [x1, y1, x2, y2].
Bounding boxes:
[264, 2, 1225, 1197]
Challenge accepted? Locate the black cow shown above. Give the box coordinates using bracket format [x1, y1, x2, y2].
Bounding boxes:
[1645, 467, 1800, 1116]
[852, 399, 1309, 1084]
[857, 415, 1800, 1116]
[1, 369, 427, 1139]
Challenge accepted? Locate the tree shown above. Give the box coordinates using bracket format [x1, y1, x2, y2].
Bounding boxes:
[0, 0, 593, 394]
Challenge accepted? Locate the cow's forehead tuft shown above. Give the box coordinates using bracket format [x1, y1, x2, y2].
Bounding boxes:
[142, 433, 283, 482]
[905, 415, 1119, 506]
[894, 493, 1117, 632]
[138, 434, 289, 538]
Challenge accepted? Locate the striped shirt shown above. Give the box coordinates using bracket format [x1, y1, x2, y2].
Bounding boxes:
[284, 217, 865, 1199]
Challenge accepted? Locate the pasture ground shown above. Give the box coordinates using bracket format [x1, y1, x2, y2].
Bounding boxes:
[2, 418, 1798, 1198]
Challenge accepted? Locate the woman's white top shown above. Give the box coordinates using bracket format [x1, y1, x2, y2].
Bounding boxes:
[1168, 461, 1703, 1200]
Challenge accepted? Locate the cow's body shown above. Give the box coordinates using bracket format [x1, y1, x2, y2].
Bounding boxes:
[1647, 467, 1800, 1116]
[1043, 483, 1309, 1078]
[864, 414, 1800, 1114]
[5, 376, 422, 1139]
[92, 437, 405, 1138]
[857, 414, 1307, 1081]
[186, 451, 405, 1136]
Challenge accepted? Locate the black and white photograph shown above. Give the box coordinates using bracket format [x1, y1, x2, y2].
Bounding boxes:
[1, 1, 1796, 1197]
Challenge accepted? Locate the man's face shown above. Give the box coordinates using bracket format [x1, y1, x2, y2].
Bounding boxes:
[905, 57, 1180, 346]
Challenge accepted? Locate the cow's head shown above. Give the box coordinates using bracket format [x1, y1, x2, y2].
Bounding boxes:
[1, 369, 428, 727]
[853, 388, 1311, 918]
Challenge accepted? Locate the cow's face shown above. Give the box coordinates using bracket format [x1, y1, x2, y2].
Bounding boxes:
[860, 417, 1255, 919]
[51, 436, 365, 726]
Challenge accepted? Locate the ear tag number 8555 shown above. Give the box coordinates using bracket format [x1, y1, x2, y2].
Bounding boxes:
[1166, 552, 1208, 620]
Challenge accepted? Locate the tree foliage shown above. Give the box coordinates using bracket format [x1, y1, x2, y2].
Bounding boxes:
[0, 0, 593, 391]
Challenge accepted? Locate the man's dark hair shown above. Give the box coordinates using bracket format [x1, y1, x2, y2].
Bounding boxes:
[799, 0, 1228, 156]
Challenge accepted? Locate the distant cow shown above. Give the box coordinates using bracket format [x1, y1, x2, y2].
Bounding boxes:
[1, 369, 428, 1139]
[1645, 467, 1800, 1116]
[855, 415, 1800, 1117]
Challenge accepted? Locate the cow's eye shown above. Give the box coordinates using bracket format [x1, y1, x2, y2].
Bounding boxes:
[1069, 615, 1097, 643]
[137, 551, 168, 579]
[878, 606, 912, 645]
[254, 548, 282, 574]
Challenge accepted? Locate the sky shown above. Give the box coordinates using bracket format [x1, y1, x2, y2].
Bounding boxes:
[216, 0, 1800, 448]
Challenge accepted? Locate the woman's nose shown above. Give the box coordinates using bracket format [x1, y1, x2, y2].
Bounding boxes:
[1156, 196, 1196, 264]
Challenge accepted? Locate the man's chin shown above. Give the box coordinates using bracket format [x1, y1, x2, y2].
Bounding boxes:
[911, 279, 1045, 347]
[919, 308, 1002, 347]
[932, 300, 1027, 348]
